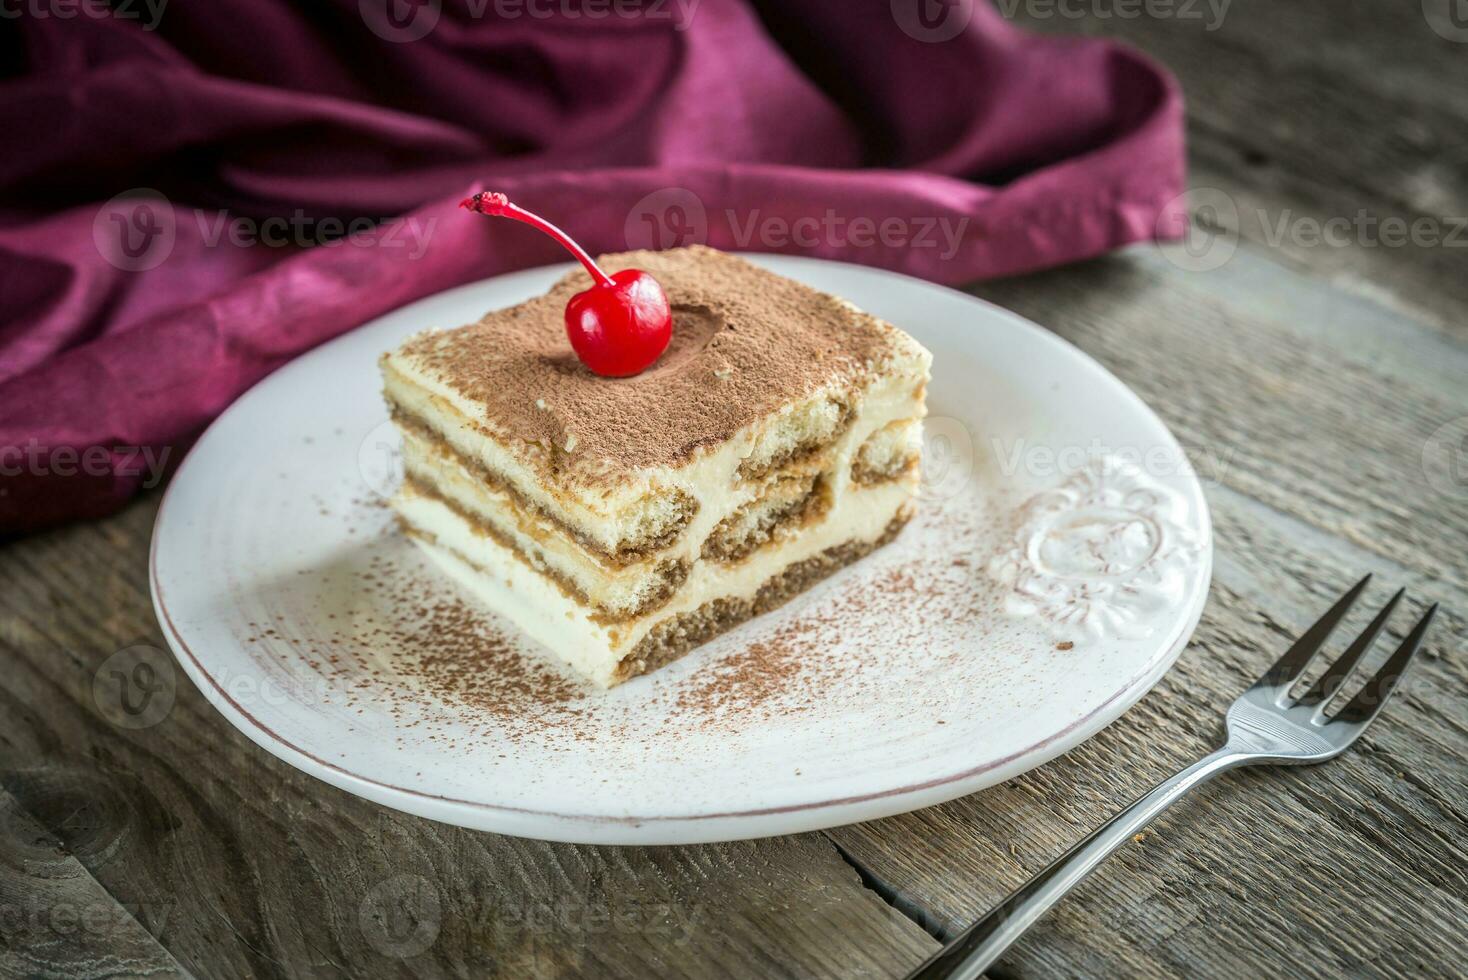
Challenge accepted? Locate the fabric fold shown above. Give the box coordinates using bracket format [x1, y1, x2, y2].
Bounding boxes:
[0, 0, 1184, 532]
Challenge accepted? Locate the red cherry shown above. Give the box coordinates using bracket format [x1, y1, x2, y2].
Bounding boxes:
[564, 268, 671, 378]
[460, 191, 672, 378]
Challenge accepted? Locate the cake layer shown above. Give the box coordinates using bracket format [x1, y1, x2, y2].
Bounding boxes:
[619, 514, 907, 681]
[853, 419, 923, 485]
[402, 425, 843, 619]
[380, 246, 932, 555]
[393, 364, 925, 622]
[701, 470, 829, 562]
[397, 471, 917, 688]
[384, 368, 696, 561]
[381, 245, 934, 686]
[398, 424, 688, 619]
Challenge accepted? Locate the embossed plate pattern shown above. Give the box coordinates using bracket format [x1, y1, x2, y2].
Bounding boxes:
[151, 256, 1212, 844]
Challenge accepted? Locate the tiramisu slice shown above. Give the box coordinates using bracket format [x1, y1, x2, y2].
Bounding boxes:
[381, 245, 930, 687]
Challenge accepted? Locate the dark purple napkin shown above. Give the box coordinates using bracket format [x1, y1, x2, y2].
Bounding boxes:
[0, 0, 1183, 532]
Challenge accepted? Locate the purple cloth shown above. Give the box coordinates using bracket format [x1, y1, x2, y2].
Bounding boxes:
[0, 0, 1184, 532]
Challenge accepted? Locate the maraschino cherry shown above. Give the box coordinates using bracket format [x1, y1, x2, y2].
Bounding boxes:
[460, 191, 672, 378]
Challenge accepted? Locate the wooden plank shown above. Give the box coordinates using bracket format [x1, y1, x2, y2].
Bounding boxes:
[827, 482, 1468, 979]
[0, 786, 191, 978]
[1000, 0, 1468, 334]
[816, 223, 1468, 976]
[830, 0, 1468, 940]
[0, 497, 938, 979]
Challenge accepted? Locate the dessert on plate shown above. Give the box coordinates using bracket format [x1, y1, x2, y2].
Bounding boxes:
[380, 197, 930, 687]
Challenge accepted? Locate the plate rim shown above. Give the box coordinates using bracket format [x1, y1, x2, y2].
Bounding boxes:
[150, 254, 1213, 844]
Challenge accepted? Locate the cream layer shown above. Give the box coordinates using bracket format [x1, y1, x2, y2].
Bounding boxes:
[395, 471, 917, 688]
[400, 426, 685, 619]
[381, 339, 930, 557]
[391, 366, 926, 616]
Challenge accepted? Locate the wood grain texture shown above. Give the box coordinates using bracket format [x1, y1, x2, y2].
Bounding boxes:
[827, 481, 1468, 978]
[0, 786, 190, 979]
[4, 2, 1468, 977]
[1000, 0, 1468, 336]
[0, 499, 937, 979]
[827, 245, 1468, 980]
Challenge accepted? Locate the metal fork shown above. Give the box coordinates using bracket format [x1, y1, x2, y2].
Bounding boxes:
[906, 576, 1439, 980]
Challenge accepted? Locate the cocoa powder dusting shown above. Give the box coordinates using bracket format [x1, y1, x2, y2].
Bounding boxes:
[391, 245, 916, 485]
[242, 473, 1011, 749]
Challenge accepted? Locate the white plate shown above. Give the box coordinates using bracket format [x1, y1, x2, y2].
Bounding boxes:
[151, 255, 1212, 845]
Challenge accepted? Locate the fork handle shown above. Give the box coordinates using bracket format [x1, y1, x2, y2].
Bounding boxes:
[905, 747, 1250, 980]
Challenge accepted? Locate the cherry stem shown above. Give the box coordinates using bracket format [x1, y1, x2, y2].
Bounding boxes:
[460, 191, 614, 288]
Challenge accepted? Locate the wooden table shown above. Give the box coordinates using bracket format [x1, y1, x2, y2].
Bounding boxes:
[4, 3, 1465, 977]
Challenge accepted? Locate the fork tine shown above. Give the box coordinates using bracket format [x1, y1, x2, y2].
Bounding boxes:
[1333, 604, 1438, 725]
[1257, 575, 1372, 691]
[1298, 588, 1404, 706]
